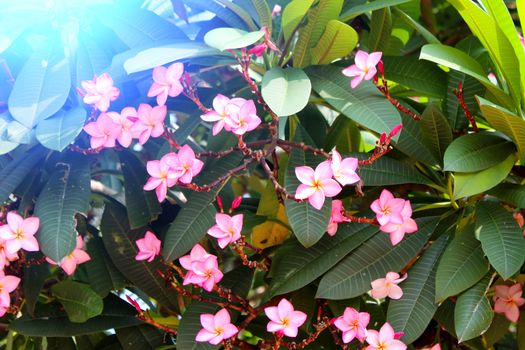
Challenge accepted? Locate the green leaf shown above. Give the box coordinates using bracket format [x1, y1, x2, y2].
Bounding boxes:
[284, 126, 331, 248]
[357, 155, 430, 186]
[293, 0, 343, 68]
[435, 225, 489, 302]
[475, 202, 525, 280]
[390, 7, 440, 45]
[455, 275, 494, 342]
[35, 154, 91, 262]
[488, 183, 525, 208]
[269, 224, 378, 297]
[340, 0, 413, 21]
[116, 325, 164, 350]
[324, 115, 361, 153]
[382, 56, 447, 98]
[453, 154, 514, 200]
[10, 294, 142, 337]
[395, 113, 440, 166]
[477, 96, 525, 163]
[368, 8, 392, 52]
[0, 147, 45, 203]
[35, 108, 86, 151]
[23, 259, 50, 317]
[250, 0, 272, 32]
[420, 104, 453, 165]
[261, 67, 311, 117]
[119, 151, 161, 229]
[316, 217, 438, 299]
[8, 44, 70, 128]
[387, 234, 449, 344]
[204, 28, 263, 51]
[307, 65, 402, 135]
[282, 0, 315, 41]
[101, 203, 179, 311]
[311, 20, 358, 65]
[51, 281, 103, 323]
[444, 131, 515, 172]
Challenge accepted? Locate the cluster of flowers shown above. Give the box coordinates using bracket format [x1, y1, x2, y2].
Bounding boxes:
[493, 283, 525, 322]
[81, 63, 185, 149]
[200, 94, 261, 136]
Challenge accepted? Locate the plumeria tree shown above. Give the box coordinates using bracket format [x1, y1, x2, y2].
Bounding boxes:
[0, 0, 525, 349]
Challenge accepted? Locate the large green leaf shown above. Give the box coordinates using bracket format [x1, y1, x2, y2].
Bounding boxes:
[368, 8, 392, 52]
[293, 0, 343, 68]
[435, 225, 489, 302]
[269, 224, 378, 297]
[35, 154, 91, 261]
[307, 65, 402, 135]
[119, 151, 161, 229]
[340, 0, 413, 21]
[0, 147, 45, 203]
[284, 126, 331, 248]
[316, 217, 438, 299]
[163, 153, 242, 261]
[281, 0, 315, 41]
[455, 275, 493, 342]
[8, 44, 70, 128]
[477, 96, 525, 163]
[35, 107, 86, 151]
[10, 294, 142, 337]
[116, 325, 164, 350]
[51, 281, 104, 323]
[382, 56, 447, 98]
[311, 20, 358, 65]
[444, 131, 515, 172]
[420, 104, 452, 165]
[250, 0, 272, 32]
[101, 203, 179, 311]
[475, 202, 525, 280]
[357, 154, 430, 186]
[23, 259, 50, 317]
[488, 183, 525, 208]
[204, 28, 263, 51]
[453, 154, 514, 200]
[394, 113, 440, 166]
[261, 67, 311, 117]
[387, 234, 449, 344]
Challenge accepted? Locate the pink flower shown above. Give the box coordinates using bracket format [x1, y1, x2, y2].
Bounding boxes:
[144, 153, 179, 202]
[46, 236, 91, 276]
[0, 272, 20, 307]
[108, 107, 137, 148]
[196, 308, 238, 345]
[330, 149, 360, 186]
[379, 201, 417, 245]
[264, 298, 307, 338]
[168, 145, 204, 184]
[370, 189, 406, 226]
[81, 73, 120, 112]
[248, 44, 267, 57]
[366, 323, 407, 350]
[334, 307, 370, 343]
[370, 272, 407, 300]
[0, 211, 39, 254]
[179, 244, 223, 292]
[327, 200, 347, 236]
[295, 162, 342, 210]
[493, 283, 525, 322]
[147, 63, 184, 106]
[83, 112, 122, 149]
[271, 4, 281, 17]
[342, 51, 382, 89]
[224, 99, 261, 135]
[207, 213, 243, 248]
[420, 344, 441, 350]
[201, 95, 245, 135]
[0, 239, 19, 269]
[130, 103, 166, 145]
[135, 231, 161, 262]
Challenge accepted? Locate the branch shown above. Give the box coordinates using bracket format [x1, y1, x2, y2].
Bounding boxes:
[453, 82, 478, 132]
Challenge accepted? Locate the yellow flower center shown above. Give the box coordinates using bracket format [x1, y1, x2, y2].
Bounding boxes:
[380, 206, 391, 216]
[15, 229, 24, 239]
[280, 317, 290, 328]
[214, 326, 224, 336]
[312, 180, 323, 191]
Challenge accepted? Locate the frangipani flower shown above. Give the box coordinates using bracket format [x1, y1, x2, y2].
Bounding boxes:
[147, 63, 184, 106]
[144, 153, 179, 202]
[342, 51, 382, 89]
[135, 231, 161, 262]
[195, 308, 238, 345]
[81, 73, 120, 112]
[0, 211, 39, 254]
[108, 107, 138, 148]
[370, 272, 407, 300]
[168, 145, 204, 184]
[83, 112, 122, 149]
[379, 200, 417, 245]
[207, 213, 243, 248]
[224, 99, 261, 135]
[264, 298, 307, 338]
[201, 95, 245, 135]
[370, 189, 406, 226]
[271, 4, 281, 17]
[0, 272, 20, 308]
[330, 149, 360, 186]
[179, 244, 223, 292]
[366, 323, 407, 350]
[327, 200, 347, 236]
[493, 283, 525, 322]
[46, 236, 91, 276]
[130, 103, 167, 145]
[295, 162, 342, 210]
[334, 307, 370, 343]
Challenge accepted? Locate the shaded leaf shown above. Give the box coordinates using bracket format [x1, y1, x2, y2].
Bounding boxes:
[420, 104, 452, 164]
[36, 108, 86, 151]
[311, 20, 358, 65]
[51, 281, 104, 323]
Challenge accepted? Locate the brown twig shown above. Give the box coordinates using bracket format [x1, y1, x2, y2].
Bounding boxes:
[453, 82, 478, 132]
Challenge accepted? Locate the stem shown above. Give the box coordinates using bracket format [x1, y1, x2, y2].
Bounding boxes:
[453, 82, 479, 132]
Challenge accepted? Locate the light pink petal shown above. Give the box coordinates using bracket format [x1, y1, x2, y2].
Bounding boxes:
[143, 177, 163, 191]
[283, 326, 299, 338]
[177, 145, 195, 164]
[342, 65, 361, 77]
[201, 111, 222, 122]
[334, 317, 351, 332]
[388, 284, 404, 299]
[277, 299, 294, 319]
[264, 306, 280, 322]
[83, 122, 102, 137]
[315, 161, 333, 181]
[389, 231, 405, 246]
[267, 320, 284, 333]
[342, 329, 357, 343]
[364, 66, 378, 81]
[309, 190, 326, 210]
[200, 313, 216, 331]
[366, 330, 380, 347]
[214, 308, 231, 326]
[166, 62, 184, 82]
[354, 51, 369, 70]
[385, 340, 407, 350]
[195, 329, 216, 342]
[295, 184, 316, 199]
[2, 276, 20, 293]
[222, 323, 238, 339]
[21, 236, 39, 252]
[73, 249, 91, 264]
[295, 166, 315, 185]
[7, 212, 23, 231]
[505, 306, 520, 322]
[60, 257, 77, 275]
[290, 310, 307, 326]
[367, 52, 383, 67]
[152, 66, 167, 84]
[155, 182, 168, 202]
[371, 285, 389, 299]
[351, 75, 364, 89]
[5, 240, 21, 255]
[156, 90, 168, 106]
[379, 323, 396, 342]
[321, 179, 342, 197]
